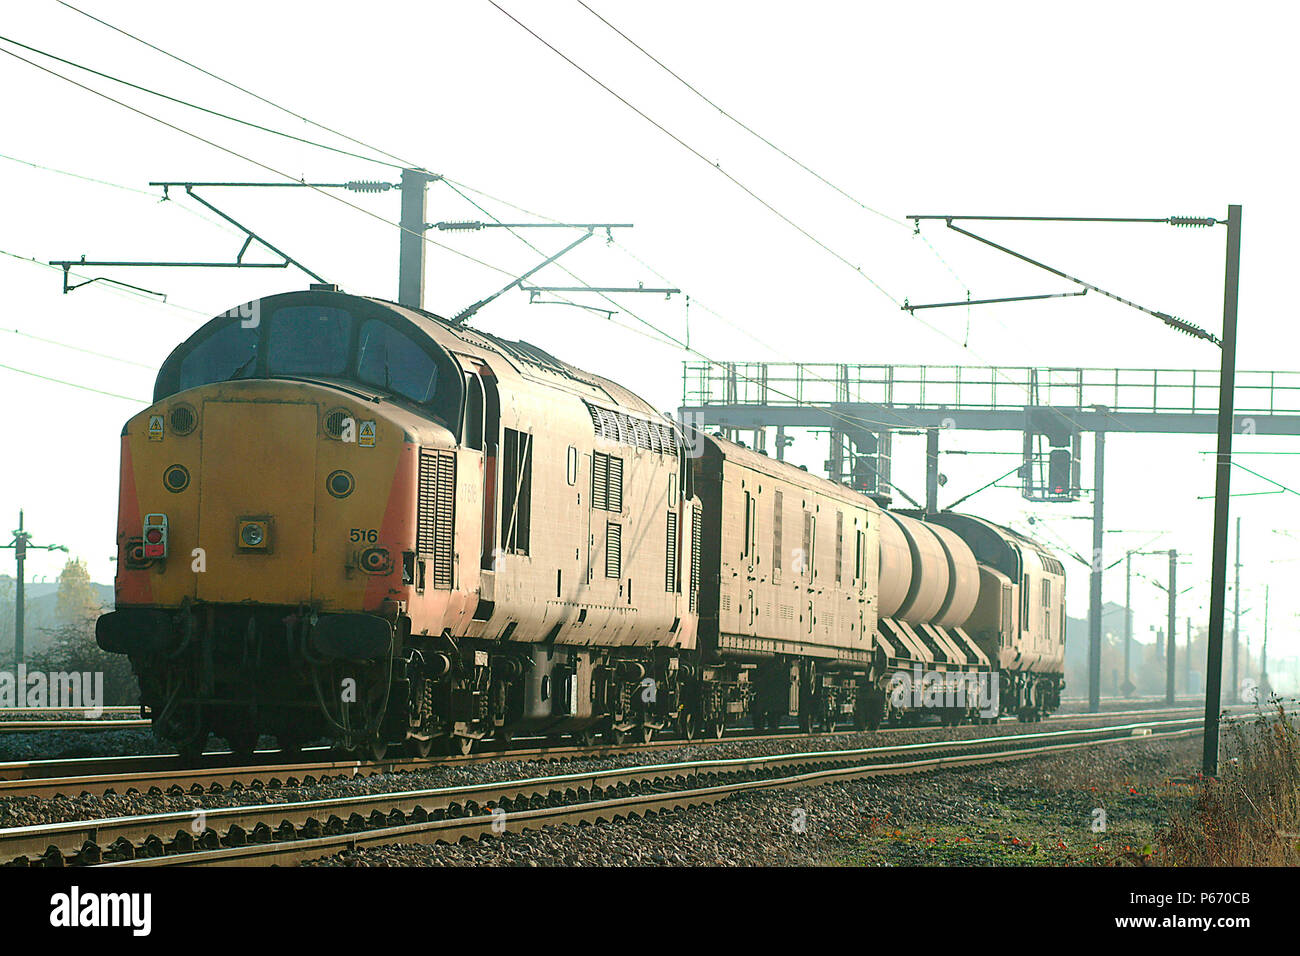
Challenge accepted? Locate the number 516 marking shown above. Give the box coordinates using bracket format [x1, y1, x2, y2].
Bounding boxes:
[349, 528, 378, 543]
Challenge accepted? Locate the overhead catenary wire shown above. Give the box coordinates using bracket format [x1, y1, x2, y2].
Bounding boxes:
[0, 362, 146, 402]
[488, 1, 900, 306]
[574, 0, 972, 298]
[575, 0, 905, 229]
[53, 0, 424, 172]
[3, 328, 156, 369]
[0, 44, 521, 284]
[0, 151, 245, 238]
[0, 33, 403, 170]
[0, 150, 153, 195]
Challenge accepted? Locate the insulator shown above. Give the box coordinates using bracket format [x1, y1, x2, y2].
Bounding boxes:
[344, 180, 394, 193]
[1168, 215, 1216, 227]
[1157, 312, 1220, 345]
[434, 220, 485, 231]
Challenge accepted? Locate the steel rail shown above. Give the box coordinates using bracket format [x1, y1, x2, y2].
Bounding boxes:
[0, 716, 1205, 865]
[0, 707, 1211, 799]
[0, 707, 142, 716]
[106, 723, 1207, 868]
[0, 719, 150, 733]
[0, 702, 1211, 801]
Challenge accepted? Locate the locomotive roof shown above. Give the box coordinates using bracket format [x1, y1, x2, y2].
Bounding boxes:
[361, 294, 665, 420]
[161, 288, 674, 429]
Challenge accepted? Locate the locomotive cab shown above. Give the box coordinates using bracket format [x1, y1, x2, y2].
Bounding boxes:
[98, 290, 468, 757]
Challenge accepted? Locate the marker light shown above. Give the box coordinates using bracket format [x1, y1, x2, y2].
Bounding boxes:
[142, 514, 168, 559]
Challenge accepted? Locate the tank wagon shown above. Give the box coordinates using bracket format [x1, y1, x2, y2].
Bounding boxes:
[96, 287, 1064, 759]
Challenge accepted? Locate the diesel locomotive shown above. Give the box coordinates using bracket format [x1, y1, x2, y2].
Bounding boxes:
[96, 287, 1065, 760]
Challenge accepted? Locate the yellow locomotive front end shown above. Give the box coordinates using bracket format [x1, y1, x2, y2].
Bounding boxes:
[97, 289, 462, 757]
[113, 380, 416, 612]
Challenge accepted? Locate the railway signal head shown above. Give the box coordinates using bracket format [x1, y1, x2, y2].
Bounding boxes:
[1048, 449, 1072, 499]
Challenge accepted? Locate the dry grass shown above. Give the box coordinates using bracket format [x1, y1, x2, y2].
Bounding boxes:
[1160, 703, 1300, 866]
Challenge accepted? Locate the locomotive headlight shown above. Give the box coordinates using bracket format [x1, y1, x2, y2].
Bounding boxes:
[327, 470, 355, 498]
[237, 518, 270, 550]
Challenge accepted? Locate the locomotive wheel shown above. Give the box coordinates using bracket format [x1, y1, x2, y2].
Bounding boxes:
[405, 736, 433, 759]
[276, 734, 305, 758]
[678, 712, 697, 741]
[226, 729, 258, 763]
[176, 730, 209, 766]
[162, 709, 209, 765]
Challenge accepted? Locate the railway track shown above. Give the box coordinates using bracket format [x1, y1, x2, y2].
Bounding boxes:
[0, 719, 150, 734]
[0, 715, 1207, 867]
[0, 706, 1214, 800]
[0, 707, 143, 718]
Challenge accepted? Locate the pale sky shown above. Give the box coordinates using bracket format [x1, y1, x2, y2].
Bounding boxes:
[3, 1, 1298, 663]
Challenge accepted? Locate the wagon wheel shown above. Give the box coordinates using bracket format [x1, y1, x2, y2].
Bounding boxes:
[708, 718, 726, 740]
[640, 725, 655, 745]
[448, 735, 473, 757]
[367, 737, 389, 762]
